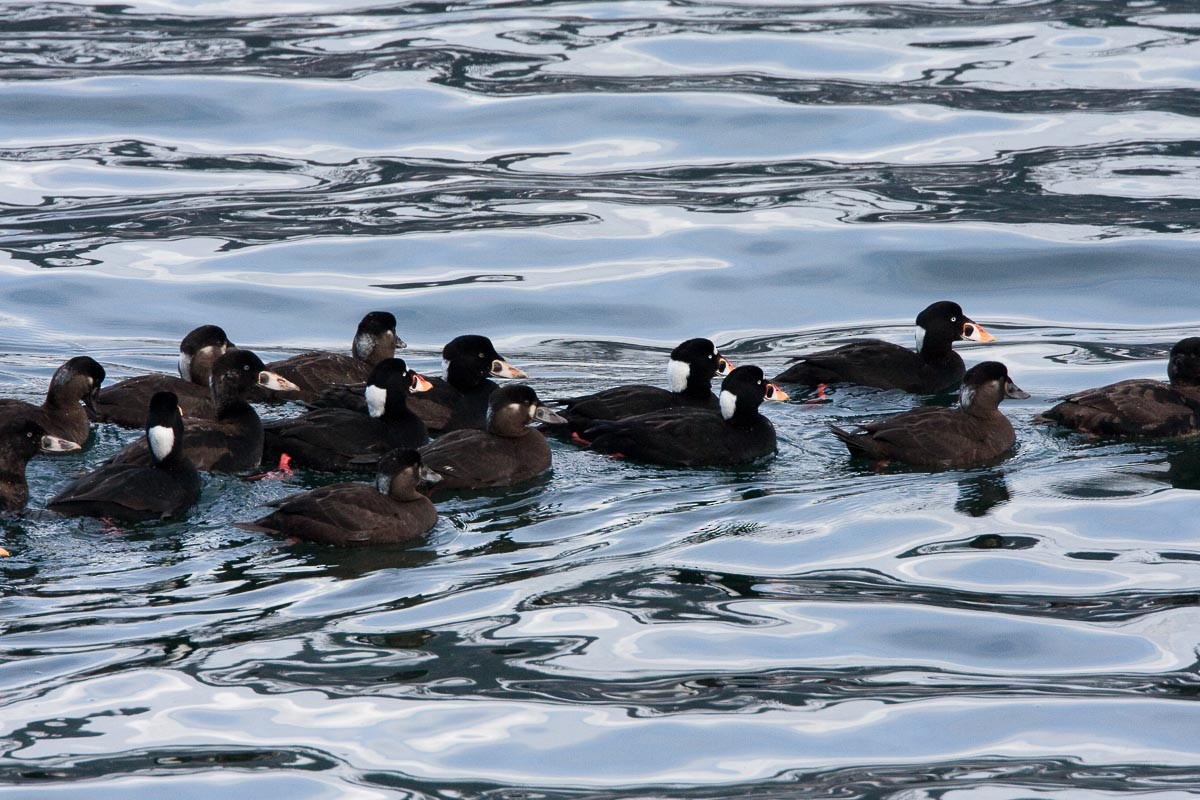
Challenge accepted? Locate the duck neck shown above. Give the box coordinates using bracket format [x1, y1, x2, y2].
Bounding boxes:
[670, 360, 713, 400]
[918, 334, 955, 364]
[354, 333, 393, 366]
[446, 359, 487, 391]
[721, 391, 761, 430]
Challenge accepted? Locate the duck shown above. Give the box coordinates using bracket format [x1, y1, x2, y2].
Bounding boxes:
[773, 301, 995, 394]
[235, 449, 441, 547]
[261, 358, 434, 471]
[548, 338, 733, 435]
[418, 384, 564, 490]
[311, 334, 527, 432]
[0, 418, 80, 512]
[252, 311, 403, 403]
[48, 392, 202, 521]
[0, 356, 106, 447]
[1037, 337, 1200, 438]
[109, 350, 298, 472]
[830, 361, 1029, 468]
[580, 365, 788, 466]
[91, 325, 234, 427]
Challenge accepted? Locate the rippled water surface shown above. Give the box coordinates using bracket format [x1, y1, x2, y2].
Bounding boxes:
[3, 0, 1200, 797]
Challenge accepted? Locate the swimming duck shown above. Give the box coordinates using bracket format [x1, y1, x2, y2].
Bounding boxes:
[418, 384, 563, 490]
[261, 358, 433, 471]
[0, 418, 80, 512]
[1037, 337, 1200, 438]
[580, 365, 788, 466]
[48, 392, 202, 521]
[253, 311, 403, 403]
[773, 301, 995, 394]
[236, 449, 440, 547]
[549, 338, 733, 435]
[0, 356, 106, 447]
[109, 350, 298, 472]
[91, 325, 234, 427]
[830, 361, 1029, 467]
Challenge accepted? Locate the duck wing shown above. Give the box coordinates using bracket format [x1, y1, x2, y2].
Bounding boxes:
[1041, 379, 1200, 437]
[774, 340, 929, 390]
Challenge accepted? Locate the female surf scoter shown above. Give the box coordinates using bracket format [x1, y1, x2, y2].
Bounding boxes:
[830, 361, 1029, 468]
[773, 301, 995, 394]
[550, 338, 733, 434]
[580, 365, 788, 466]
[48, 392, 201, 521]
[0, 356, 106, 446]
[418, 384, 564, 489]
[254, 311, 403, 402]
[236, 449, 440, 547]
[110, 350, 297, 472]
[1038, 337, 1200, 438]
[91, 324, 234, 427]
[0, 418, 80, 511]
[262, 358, 433, 471]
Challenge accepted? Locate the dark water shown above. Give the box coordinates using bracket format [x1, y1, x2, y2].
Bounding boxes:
[3, 0, 1200, 796]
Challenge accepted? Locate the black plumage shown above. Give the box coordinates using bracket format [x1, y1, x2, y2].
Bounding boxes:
[0, 418, 79, 512]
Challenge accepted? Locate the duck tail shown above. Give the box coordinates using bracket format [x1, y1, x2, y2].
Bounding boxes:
[829, 424, 883, 460]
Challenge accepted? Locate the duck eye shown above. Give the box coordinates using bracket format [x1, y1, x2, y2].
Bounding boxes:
[243, 365, 249, 371]
[25, 432, 32, 438]
[951, 316, 957, 322]
[478, 352, 485, 359]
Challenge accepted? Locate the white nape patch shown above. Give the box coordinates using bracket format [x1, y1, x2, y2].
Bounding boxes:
[354, 332, 374, 360]
[958, 385, 976, 410]
[148, 425, 175, 462]
[365, 384, 387, 418]
[178, 352, 192, 380]
[720, 390, 738, 420]
[441, 359, 451, 379]
[667, 359, 691, 393]
[914, 327, 926, 353]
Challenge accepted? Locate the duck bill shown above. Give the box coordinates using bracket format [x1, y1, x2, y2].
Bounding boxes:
[533, 405, 567, 424]
[491, 359, 528, 379]
[394, 335, 407, 350]
[410, 373, 434, 393]
[419, 465, 443, 485]
[961, 320, 996, 343]
[257, 371, 301, 392]
[40, 434, 81, 453]
[1004, 381, 1031, 400]
[716, 356, 734, 377]
[764, 383, 789, 402]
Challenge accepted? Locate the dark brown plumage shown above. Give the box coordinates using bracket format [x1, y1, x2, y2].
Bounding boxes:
[91, 325, 233, 428]
[0, 356, 106, 447]
[0, 418, 80, 512]
[831, 361, 1029, 468]
[1038, 337, 1200, 438]
[236, 449, 439, 547]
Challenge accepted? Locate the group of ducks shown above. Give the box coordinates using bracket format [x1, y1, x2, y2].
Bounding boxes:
[2, 303, 1197, 548]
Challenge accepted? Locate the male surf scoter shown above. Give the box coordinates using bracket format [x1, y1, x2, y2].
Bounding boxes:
[109, 350, 297, 472]
[49, 392, 202, 521]
[773, 301, 994, 394]
[830, 361, 1029, 468]
[0, 418, 80, 512]
[549, 338, 732, 435]
[261, 358, 433, 471]
[236, 449, 440, 547]
[580, 365, 788, 467]
[0, 356, 106, 447]
[1037, 337, 1200, 438]
[418, 383, 564, 490]
[91, 324, 234, 427]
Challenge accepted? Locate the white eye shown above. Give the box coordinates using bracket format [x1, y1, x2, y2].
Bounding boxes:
[478, 353, 485, 358]
[951, 316, 957, 322]
[243, 365, 249, 371]
[25, 432, 32, 438]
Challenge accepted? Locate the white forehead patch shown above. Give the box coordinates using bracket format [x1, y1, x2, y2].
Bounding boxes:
[148, 425, 175, 462]
[720, 389, 738, 420]
[958, 385, 976, 410]
[914, 327, 926, 353]
[365, 384, 387, 418]
[667, 359, 691, 393]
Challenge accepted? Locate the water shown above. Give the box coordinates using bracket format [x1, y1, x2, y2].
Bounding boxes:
[2, 0, 1200, 796]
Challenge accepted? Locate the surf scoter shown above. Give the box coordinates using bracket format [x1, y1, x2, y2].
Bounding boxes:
[1037, 337, 1200, 438]
[773, 301, 995, 394]
[261, 358, 433, 471]
[252, 311, 403, 403]
[48, 391, 202, 521]
[109, 350, 298, 472]
[0, 418, 80, 512]
[91, 325, 234, 427]
[548, 338, 733, 435]
[830, 361, 1029, 468]
[0, 356, 106, 447]
[418, 384, 563, 490]
[236, 449, 440, 547]
[580, 365, 788, 466]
